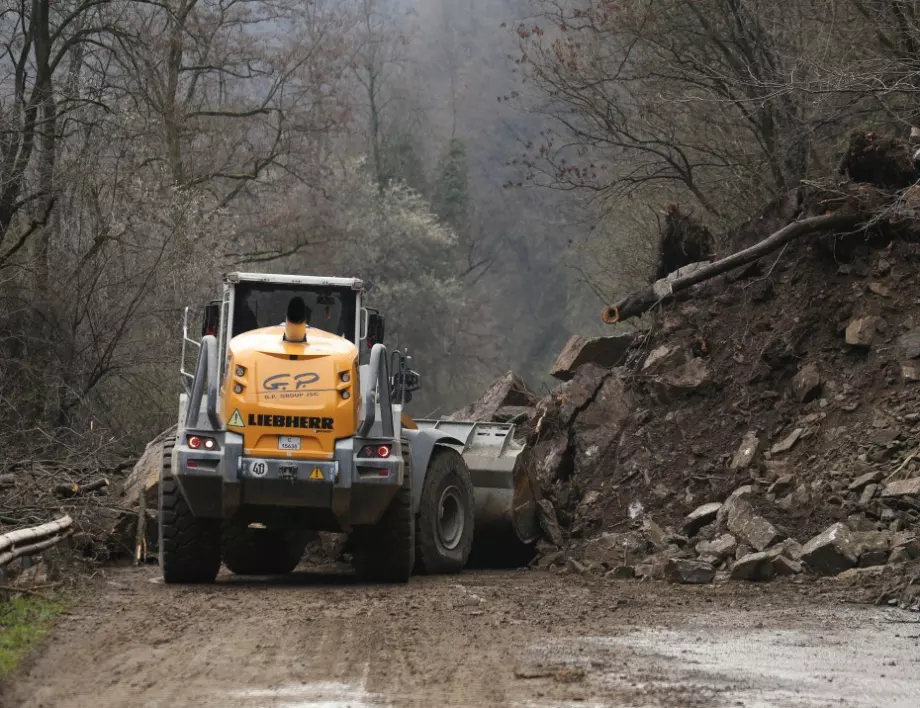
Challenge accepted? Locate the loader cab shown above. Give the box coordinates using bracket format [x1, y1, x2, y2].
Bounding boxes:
[213, 272, 371, 376]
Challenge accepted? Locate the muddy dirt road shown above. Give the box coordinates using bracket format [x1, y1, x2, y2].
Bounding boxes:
[3, 566, 919, 708]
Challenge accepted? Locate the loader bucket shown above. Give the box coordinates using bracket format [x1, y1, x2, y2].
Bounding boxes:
[413, 420, 540, 560]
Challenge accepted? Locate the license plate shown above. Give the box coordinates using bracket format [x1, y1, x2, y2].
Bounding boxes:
[279, 464, 297, 481]
[278, 436, 301, 451]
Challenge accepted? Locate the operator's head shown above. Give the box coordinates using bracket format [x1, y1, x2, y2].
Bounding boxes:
[284, 296, 309, 342]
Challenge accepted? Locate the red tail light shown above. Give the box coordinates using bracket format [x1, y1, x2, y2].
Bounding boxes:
[187, 435, 218, 450]
[359, 444, 392, 459]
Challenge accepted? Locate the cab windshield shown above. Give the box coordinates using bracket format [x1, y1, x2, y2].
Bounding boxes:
[232, 282, 357, 342]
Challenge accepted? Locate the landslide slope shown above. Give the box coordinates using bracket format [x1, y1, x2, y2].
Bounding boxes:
[526, 141, 920, 601]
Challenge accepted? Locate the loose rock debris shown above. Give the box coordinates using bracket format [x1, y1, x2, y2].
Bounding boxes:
[448, 132, 920, 611]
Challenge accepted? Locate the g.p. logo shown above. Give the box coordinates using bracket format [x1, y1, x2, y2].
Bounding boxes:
[262, 373, 320, 391]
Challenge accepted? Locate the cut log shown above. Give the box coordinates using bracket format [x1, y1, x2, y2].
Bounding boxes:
[134, 486, 147, 567]
[53, 477, 109, 499]
[0, 516, 74, 567]
[602, 213, 864, 324]
[119, 425, 177, 509]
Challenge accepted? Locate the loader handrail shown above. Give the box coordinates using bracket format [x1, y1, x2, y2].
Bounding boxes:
[358, 343, 394, 439]
[186, 335, 222, 430]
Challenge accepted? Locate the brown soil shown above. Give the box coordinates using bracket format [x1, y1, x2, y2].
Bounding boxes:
[2, 565, 918, 708]
[534, 187, 920, 554]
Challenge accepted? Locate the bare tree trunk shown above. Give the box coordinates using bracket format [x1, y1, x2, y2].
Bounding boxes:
[603, 212, 864, 324]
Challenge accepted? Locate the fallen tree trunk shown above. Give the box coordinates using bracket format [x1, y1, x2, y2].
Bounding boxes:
[0, 515, 73, 567]
[603, 212, 864, 324]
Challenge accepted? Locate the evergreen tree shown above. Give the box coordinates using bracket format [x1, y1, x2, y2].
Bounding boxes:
[381, 132, 429, 196]
[432, 138, 470, 231]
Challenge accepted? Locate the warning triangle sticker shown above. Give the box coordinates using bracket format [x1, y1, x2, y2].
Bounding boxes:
[309, 468, 324, 480]
[228, 409, 245, 427]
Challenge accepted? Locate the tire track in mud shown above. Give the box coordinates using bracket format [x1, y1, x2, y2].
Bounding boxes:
[2, 567, 918, 708]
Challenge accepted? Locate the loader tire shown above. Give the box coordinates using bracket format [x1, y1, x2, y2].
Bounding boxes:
[221, 520, 309, 575]
[351, 453, 414, 583]
[415, 448, 474, 574]
[158, 439, 221, 584]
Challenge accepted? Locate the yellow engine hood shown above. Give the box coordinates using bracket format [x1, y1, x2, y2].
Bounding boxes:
[221, 325, 359, 459]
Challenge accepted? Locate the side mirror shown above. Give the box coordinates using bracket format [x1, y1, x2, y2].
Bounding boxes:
[367, 312, 385, 347]
[201, 301, 220, 338]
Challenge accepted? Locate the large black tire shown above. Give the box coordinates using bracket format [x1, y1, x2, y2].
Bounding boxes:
[221, 520, 309, 575]
[159, 439, 222, 583]
[351, 450, 414, 583]
[415, 448, 474, 574]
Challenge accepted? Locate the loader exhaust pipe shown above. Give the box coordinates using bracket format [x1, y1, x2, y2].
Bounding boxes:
[284, 296, 308, 342]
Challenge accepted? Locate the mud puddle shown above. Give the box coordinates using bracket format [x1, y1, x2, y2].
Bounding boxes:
[521, 605, 920, 707]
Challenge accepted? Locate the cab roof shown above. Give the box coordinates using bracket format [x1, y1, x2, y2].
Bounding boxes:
[223, 272, 366, 291]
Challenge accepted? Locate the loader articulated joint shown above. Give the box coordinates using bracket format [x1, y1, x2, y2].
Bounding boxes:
[358, 343, 394, 439]
[186, 334, 221, 431]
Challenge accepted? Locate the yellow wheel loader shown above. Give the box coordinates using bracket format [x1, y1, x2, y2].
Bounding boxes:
[159, 272, 539, 583]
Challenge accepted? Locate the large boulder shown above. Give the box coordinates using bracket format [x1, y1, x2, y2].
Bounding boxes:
[696, 534, 737, 560]
[522, 365, 622, 489]
[646, 357, 712, 401]
[897, 327, 920, 359]
[721, 495, 785, 551]
[792, 363, 822, 403]
[550, 334, 635, 381]
[800, 523, 858, 576]
[730, 551, 775, 581]
[449, 371, 537, 421]
[583, 531, 651, 567]
[665, 558, 716, 585]
[881, 478, 920, 498]
[537, 500, 565, 547]
[682, 502, 722, 537]
[572, 372, 633, 478]
[642, 344, 688, 373]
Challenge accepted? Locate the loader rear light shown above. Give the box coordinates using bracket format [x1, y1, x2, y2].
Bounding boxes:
[187, 435, 218, 451]
[358, 444, 391, 459]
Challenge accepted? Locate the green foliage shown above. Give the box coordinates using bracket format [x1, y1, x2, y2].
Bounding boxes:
[432, 138, 470, 231]
[381, 132, 429, 196]
[0, 597, 65, 679]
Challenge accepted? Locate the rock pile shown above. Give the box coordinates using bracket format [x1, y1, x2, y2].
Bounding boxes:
[449, 139, 920, 611]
